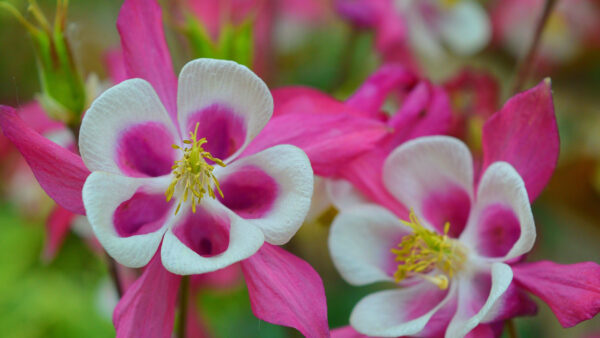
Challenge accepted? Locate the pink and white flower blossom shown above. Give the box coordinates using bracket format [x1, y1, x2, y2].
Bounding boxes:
[329, 136, 536, 337]
[80, 58, 314, 275]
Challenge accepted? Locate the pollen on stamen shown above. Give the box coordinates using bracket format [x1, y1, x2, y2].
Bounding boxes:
[165, 122, 226, 215]
[391, 210, 467, 290]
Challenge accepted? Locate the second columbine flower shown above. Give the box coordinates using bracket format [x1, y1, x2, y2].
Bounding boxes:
[80, 58, 313, 275]
[329, 135, 536, 337]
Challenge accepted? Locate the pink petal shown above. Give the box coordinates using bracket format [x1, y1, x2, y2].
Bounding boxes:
[337, 149, 409, 217]
[345, 64, 416, 119]
[18, 101, 64, 135]
[43, 205, 76, 261]
[113, 252, 181, 338]
[512, 261, 600, 327]
[0, 106, 89, 214]
[272, 86, 360, 117]
[482, 80, 558, 202]
[484, 282, 537, 322]
[242, 112, 390, 177]
[241, 244, 330, 338]
[117, 0, 178, 118]
[330, 326, 370, 338]
[387, 81, 453, 143]
[172, 207, 231, 258]
[104, 48, 128, 84]
[465, 322, 505, 338]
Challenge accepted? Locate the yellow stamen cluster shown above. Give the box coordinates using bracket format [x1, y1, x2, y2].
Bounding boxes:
[165, 123, 226, 214]
[391, 210, 467, 290]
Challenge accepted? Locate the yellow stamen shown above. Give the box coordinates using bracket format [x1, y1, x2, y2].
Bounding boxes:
[165, 122, 226, 214]
[391, 210, 467, 290]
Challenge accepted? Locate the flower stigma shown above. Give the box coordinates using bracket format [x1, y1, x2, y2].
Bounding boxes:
[165, 122, 226, 215]
[391, 210, 467, 290]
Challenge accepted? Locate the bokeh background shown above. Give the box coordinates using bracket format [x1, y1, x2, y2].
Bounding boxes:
[1, 0, 600, 337]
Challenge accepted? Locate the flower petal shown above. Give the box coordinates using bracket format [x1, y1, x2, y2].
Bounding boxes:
[0, 106, 89, 214]
[161, 199, 264, 275]
[241, 244, 330, 338]
[330, 326, 368, 338]
[350, 282, 456, 337]
[345, 64, 416, 119]
[217, 145, 313, 245]
[445, 263, 513, 338]
[243, 112, 390, 177]
[326, 178, 370, 211]
[43, 205, 76, 261]
[482, 80, 558, 202]
[512, 261, 600, 327]
[460, 162, 535, 261]
[329, 204, 409, 285]
[440, 1, 491, 56]
[383, 136, 474, 236]
[113, 252, 180, 338]
[82, 172, 173, 267]
[80, 79, 179, 177]
[117, 0, 178, 118]
[177, 59, 273, 162]
[272, 86, 350, 117]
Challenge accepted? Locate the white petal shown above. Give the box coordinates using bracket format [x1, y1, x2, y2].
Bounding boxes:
[329, 204, 410, 285]
[160, 199, 265, 275]
[382, 136, 474, 231]
[445, 263, 513, 338]
[350, 282, 457, 337]
[460, 162, 536, 261]
[326, 178, 370, 212]
[80, 79, 180, 175]
[441, 1, 491, 56]
[82, 171, 173, 268]
[304, 176, 333, 223]
[176, 59, 273, 162]
[214, 144, 313, 245]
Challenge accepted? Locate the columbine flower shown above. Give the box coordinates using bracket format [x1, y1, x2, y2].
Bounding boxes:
[329, 135, 536, 337]
[336, 0, 491, 64]
[79, 58, 313, 275]
[491, 0, 600, 65]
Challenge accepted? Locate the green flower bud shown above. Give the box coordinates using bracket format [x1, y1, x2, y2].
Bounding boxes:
[1, 0, 86, 124]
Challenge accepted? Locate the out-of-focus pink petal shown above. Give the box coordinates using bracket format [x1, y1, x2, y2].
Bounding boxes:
[104, 49, 128, 84]
[346, 64, 416, 119]
[272, 86, 362, 117]
[113, 252, 181, 338]
[241, 244, 330, 338]
[388, 81, 453, 144]
[0, 106, 89, 214]
[117, 0, 177, 118]
[242, 113, 390, 177]
[18, 101, 64, 135]
[191, 264, 241, 290]
[482, 80, 558, 202]
[186, 302, 210, 338]
[512, 261, 600, 327]
[42, 205, 76, 261]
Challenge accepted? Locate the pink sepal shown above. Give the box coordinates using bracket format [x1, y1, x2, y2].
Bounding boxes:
[346, 64, 417, 119]
[0, 106, 89, 214]
[512, 260, 600, 327]
[113, 253, 181, 338]
[241, 244, 330, 338]
[243, 113, 390, 177]
[117, 0, 178, 119]
[482, 80, 558, 201]
[42, 205, 76, 261]
[330, 326, 371, 338]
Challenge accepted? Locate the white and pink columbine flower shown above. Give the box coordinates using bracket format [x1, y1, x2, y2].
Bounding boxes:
[329, 136, 536, 337]
[79, 58, 313, 274]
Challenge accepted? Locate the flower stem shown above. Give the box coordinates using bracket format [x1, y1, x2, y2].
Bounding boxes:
[177, 275, 190, 338]
[106, 254, 123, 299]
[506, 319, 519, 338]
[511, 0, 558, 94]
